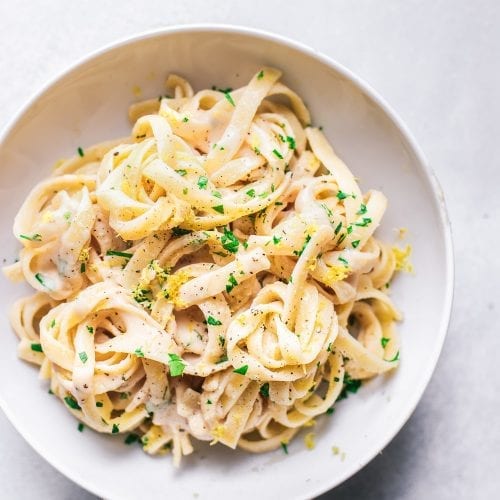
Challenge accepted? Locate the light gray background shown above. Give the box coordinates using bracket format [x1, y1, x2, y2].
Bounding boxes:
[0, 1, 498, 499]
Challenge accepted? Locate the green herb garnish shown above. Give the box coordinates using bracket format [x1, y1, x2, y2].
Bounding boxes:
[176, 169, 187, 176]
[124, 433, 139, 444]
[226, 273, 238, 293]
[168, 353, 186, 377]
[78, 351, 88, 364]
[64, 395, 81, 411]
[78, 423, 84, 432]
[351, 240, 360, 248]
[272, 149, 284, 159]
[106, 250, 133, 259]
[259, 383, 270, 397]
[354, 217, 372, 227]
[257, 70, 264, 80]
[246, 188, 256, 198]
[293, 234, 311, 257]
[197, 175, 208, 190]
[207, 315, 222, 326]
[280, 442, 289, 454]
[223, 91, 235, 106]
[233, 365, 248, 375]
[286, 136, 296, 150]
[272, 235, 282, 245]
[134, 347, 145, 358]
[31, 343, 43, 353]
[77, 147, 84, 157]
[112, 424, 119, 434]
[357, 204, 367, 215]
[19, 233, 42, 242]
[221, 228, 239, 253]
[212, 205, 224, 214]
[381, 337, 390, 348]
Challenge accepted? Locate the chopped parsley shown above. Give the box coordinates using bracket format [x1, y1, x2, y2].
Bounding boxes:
[253, 146, 261, 155]
[218, 335, 225, 348]
[197, 175, 208, 190]
[381, 337, 390, 348]
[216, 354, 229, 364]
[176, 169, 187, 176]
[272, 235, 282, 245]
[226, 273, 238, 293]
[134, 347, 145, 358]
[355, 217, 372, 227]
[212, 190, 222, 199]
[223, 91, 235, 107]
[168, 353, 186, 377]
[106, 250, 133, 259]
[336, 190, 348, 200]
[207, 315, 222, 326]
[357, 203, 367, 215]
[19, 233, 42, 242]
[246, 188, 256, 198]
[31, 343, 43, 353]
[337, 373, 362, 401]
[50, 319, 56, 328]
[351, 240, 361, 249]
[334, 221, 342, 235]
[96, 401, 104, 408]
[257, 70, 264, 80]
[78, 351, 88, 364]
[293, 234, 311, 257]
[124, 433, 140, 445]
[259, 383, 270, 398]
[221, 228, 239, 253]
[326, 408, 335, 415]
[183, 187, 188, 195]
[233, 365, 249, 376]
[212, 204, 224, 214]
[64, 395, 81, 411]
[182, 116, 189, 123]
[80, 262, 86, 273]
[112, 423, 120, 434]
[272, 149, 284, 159]
[387, 351, 400, 362]
[34, 273, 49, 289]
[286, 136, 296, 150]
[86, 325, 94, 335]
[338, 256, 349, 266]
[78, 423, 84, 432]
[171, 227, 192, 237]
[206, 399, 213, 405]
[326, 342, 332, 352]
[280, 442, 289, 454]
[77, 147, 84, 157]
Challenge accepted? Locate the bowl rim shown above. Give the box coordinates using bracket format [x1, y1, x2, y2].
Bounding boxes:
[0, 23, 454, 499]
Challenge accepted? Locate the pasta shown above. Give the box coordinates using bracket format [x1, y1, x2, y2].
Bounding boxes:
[3, 68, 403, 465]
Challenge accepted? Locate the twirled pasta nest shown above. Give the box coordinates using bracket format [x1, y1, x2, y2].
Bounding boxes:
[4, 68, 407, 466]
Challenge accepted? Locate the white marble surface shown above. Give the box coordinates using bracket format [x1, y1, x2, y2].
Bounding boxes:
[0, 1, 498, 499]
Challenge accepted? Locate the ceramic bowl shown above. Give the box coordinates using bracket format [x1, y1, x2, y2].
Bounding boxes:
[0, 25, 453, 500]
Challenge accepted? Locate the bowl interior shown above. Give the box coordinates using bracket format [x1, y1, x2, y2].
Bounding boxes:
[0, 27, 452, 500]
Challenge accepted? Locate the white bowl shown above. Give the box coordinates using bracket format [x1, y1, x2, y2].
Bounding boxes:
[0, 25, 453, 499]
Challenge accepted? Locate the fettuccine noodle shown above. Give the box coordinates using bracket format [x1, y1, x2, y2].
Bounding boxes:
[4, 68, 403, 465]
